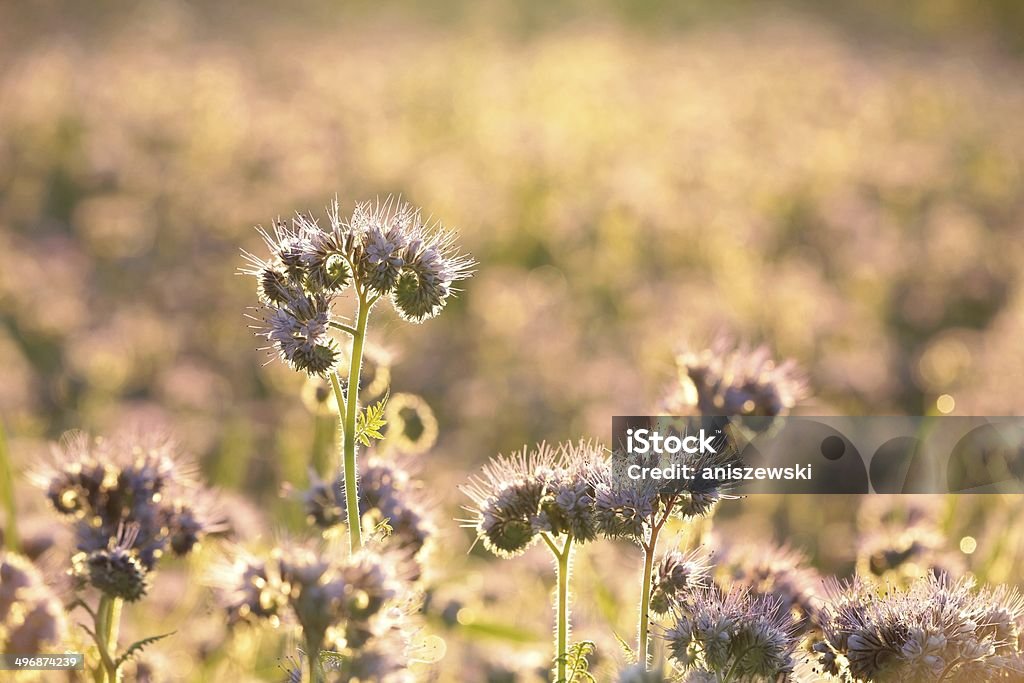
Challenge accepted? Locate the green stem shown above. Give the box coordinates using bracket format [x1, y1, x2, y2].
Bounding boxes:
[305, 631, 324, 683]
[721, 645, 754, 683]
[96, 595, 122, 682]
[0, 420, 18, 553]
[544, 533, 574, 682]
[637, 529, 659, 668]
[638, 499, 674, 670]
[336, 292, 372, 553]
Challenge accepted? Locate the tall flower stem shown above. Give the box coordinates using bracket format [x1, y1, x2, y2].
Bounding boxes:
[95, 595, 122, 682]
[331, 290, 373, 553]
[305, 631, 324, 683]
[544, 533, 575, 682]
[638, 497, 674, 669]
[637, 528, 659, 667]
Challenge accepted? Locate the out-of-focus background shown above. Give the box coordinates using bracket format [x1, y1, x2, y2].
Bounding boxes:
[2, 1, 1024, 680]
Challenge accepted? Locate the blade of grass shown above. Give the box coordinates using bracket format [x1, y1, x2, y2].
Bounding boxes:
[0, 420, 19, 553]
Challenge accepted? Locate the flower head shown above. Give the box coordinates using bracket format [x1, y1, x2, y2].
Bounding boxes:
[36, 431, 221, 576]
[650, 548, 712, 615]
[664, 339, 807, 418]
[665, 586, 797, 680]
[461, 441, 603, 558]
[816, 574, 1024, 682]
[212, 540, 419, 680]
[305, 456, 435, 572]
[242, 196, 474, 376]
[720, 542, 824, 633]
[592, 426, 739, 543]
[72, 524, 149, 602]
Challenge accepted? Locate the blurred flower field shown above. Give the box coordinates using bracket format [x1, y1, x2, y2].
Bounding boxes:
[2, 1, 1024, 681]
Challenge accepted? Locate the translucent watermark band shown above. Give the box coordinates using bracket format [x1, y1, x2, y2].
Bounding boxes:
[611, 416, 1024, 494]
[0, 654, 85, 670]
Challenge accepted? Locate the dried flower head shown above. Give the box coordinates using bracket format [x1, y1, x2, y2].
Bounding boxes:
[460, 441, 603, 559]
[816, 574, 1024, 682]
[665, 339, 807, 418]
[665, 586, 797, 680]
[0, 552, 67, 654]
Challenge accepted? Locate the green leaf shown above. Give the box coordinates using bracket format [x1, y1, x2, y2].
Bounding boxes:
[354, 390, 389, 446]
[613, 630, 638, 664]
[555, 640, 598, 682]
[114, 631, 175, 669]
[368, 517, 393, 543]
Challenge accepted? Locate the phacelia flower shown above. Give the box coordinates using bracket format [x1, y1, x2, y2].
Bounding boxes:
[719, 542, 824, 633]
[650, 548, 711, 615]
[592, 427, 739, 544]
[36, 431, 220, 576]
[664, 339, 807, 418]
[816, 574, 1024, 682]
[461, 441, 603, 559]
[213, 540, 419, 680]
[242, 196, 474, 376]
[665, 586, 797, 680]
[305, 456, 435, 571]
[0, 552, 67, 654]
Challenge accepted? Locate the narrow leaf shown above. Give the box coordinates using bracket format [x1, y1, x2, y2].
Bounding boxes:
[114, 631, 175, 669]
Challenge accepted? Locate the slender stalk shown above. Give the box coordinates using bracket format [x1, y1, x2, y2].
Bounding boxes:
[721, 645, 754, 683]
[305, 631, 324, 683]
[96, 595, 122, 682]
[637, 528, 659, 667]
[333, 291, 372, 553]
[0, 420, 19, 553]
[638, 497, 674, 669]
[557, 536, 572, 683]
[543, 533, 574, 682]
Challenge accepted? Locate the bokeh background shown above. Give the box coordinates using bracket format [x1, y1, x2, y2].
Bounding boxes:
[2, 1, 1024, 680]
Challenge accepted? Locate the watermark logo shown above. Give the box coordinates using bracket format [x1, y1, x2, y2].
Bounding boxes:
[611, 416, 1024, 494]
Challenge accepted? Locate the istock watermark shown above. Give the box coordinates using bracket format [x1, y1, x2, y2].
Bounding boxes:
[611, 415, 1024, 494]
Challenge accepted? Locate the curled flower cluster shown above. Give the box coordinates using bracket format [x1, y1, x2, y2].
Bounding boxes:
[591, 429, 740, 544]
[244, 198, 474, 376]
[214, 542, 416, 682]
[460, 441, 602, 558]
[0, 552, 67, 654]
[649, 548, 711, 615]
[664, 340, 807, 418]
[665, 586, 798, 681]
[36, 431, 217, 601]
[814, 575, 1024, 682]
[720, 543, 825, 633]
[305, 457, 434, 566]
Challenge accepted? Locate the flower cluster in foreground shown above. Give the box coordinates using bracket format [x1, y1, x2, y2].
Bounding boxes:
[244, 198, 474, 376]
[214, 541, 418, 682]
[37, 431, 218, 602]
[814, 575, 1024, 682]
[665, 586, 798, 681]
